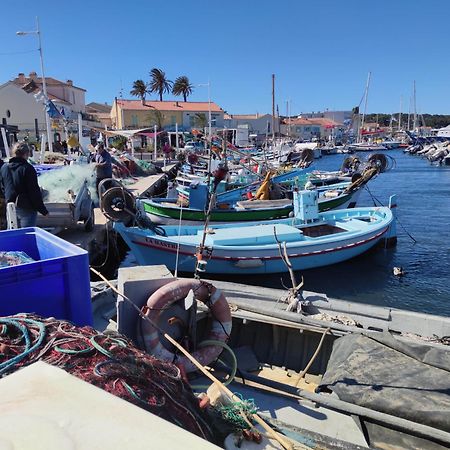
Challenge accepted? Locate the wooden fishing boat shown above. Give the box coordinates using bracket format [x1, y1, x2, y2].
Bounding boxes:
[114, 191, 396, 275]
[176, 166, 312, 204]
[142, 181, 361, 225]
[99, 265, 450, 450]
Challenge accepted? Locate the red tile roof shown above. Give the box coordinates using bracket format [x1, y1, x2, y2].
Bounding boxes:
[284, 117, 312, 125]
[12, 75, 86, 92]
[116, 99, 223, 113]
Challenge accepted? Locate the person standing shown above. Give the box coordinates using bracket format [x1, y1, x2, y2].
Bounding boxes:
[0, 158, 5, 230]
[0, 142, 48, 227]
[94, 143, 113, 193]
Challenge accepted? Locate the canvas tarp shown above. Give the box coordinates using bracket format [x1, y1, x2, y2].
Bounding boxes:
[319, 332, 450, 433]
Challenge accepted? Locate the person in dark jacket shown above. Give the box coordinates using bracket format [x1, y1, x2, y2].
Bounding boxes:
[0, 142, 48, 227]
[0, 158, 5, 229]
[94, 143, 113, 193]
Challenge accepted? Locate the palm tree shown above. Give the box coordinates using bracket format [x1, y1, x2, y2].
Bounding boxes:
[172, 76, 194, 102]
[130, 79, 148, 105]
[194, 113, 207, 129]
[149, 68, 172, 101]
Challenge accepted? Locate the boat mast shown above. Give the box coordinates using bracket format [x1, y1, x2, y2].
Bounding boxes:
[288, 99, 291, 138]
[272, 74, 275, 142]
[398, 95, 402, 132]
[286, 100, 290, 138]
[412, 80, 417, 131]
[359, 71, 371, 142]
[407, 95, 411, 131]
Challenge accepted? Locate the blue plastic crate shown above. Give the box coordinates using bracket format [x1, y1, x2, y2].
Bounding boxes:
[0, 227, 92, 326]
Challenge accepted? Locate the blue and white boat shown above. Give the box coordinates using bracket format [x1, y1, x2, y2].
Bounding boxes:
[115, 191, 396, 275]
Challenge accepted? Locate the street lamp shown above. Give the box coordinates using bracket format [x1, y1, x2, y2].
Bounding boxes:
[17, 17, 53, 152]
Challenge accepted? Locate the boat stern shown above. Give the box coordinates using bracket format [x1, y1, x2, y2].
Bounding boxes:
[383, 195, 398, 248]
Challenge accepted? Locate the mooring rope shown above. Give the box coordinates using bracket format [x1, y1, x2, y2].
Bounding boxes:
[364, 185, 417, 244]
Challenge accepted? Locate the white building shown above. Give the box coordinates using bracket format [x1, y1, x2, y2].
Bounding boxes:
[299, 110, 353, 124]
[0, 72, 87, 143]
[224, 113, 279, 135]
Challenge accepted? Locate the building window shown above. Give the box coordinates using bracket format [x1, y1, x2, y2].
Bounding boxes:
[131, 114, 138, 127]
[6, 110, 11, 118]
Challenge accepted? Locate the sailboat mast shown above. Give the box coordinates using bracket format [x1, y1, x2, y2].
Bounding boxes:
[413, 80, 417, 131]
[407, 95, 411, 131]
[286, 100, 290, 138]
[272, 74, 275, 142]
[288, 99, 291, 137]
[359, 71, 371, 142]
[398, 95, 402, 131]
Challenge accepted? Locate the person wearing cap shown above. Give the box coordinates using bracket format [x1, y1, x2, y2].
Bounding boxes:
[94, 143, 113, 192]
[0, 142, 48, 227]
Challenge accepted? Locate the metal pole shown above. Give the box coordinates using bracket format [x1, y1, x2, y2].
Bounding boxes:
[398, 95, 402, 132]
[153, 124, 157, 162]
[407, 96, 411, 131]
[413, 80, 417, 131]
[36, 17, 53, 153]
[39, 134, 46, 164]
[6, 203, 18, 230]
[114, 97, 119, 129]
[271, 74, 275, 142]
[360, 71, 371, 142]
[288, 99, 291, 138]
[208, 81, 212, 145]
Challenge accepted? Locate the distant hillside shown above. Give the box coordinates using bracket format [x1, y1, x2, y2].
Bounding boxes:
[364, 113, 450, 129]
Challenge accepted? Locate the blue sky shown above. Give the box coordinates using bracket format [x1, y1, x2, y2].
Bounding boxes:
[1, 0, 449, 115]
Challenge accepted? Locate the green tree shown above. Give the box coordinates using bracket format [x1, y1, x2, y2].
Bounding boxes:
[130, 79, 148, 105]
[172, 75, 194, 102]
[149, 68, 172, 101]
[146, 109, 165, 131]
[111, 135, 128, 150]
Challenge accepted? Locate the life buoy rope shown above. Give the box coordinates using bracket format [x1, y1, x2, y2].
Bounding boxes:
[138, 278, 232, 373]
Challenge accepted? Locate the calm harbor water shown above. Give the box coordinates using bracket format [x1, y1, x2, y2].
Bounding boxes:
[122, 150, 450, 317]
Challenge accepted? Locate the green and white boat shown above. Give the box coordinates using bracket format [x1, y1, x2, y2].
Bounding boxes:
[142, 181, 361, 225]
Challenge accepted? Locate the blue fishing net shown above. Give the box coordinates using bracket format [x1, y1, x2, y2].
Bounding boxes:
[0, 251, 35, 268]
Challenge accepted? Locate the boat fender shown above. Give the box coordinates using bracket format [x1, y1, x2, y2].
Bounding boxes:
[139, 279, 232, 373]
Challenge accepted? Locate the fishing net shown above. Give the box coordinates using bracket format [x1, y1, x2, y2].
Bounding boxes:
[38, 164, 97, 202]
[0, 251, 34, 268]
[0, 314, 214, 441]
[216, 393, 258, 431]
[133, 158, 159, 175]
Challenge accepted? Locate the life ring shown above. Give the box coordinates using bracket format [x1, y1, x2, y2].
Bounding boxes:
[139, 279, 232, 373]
